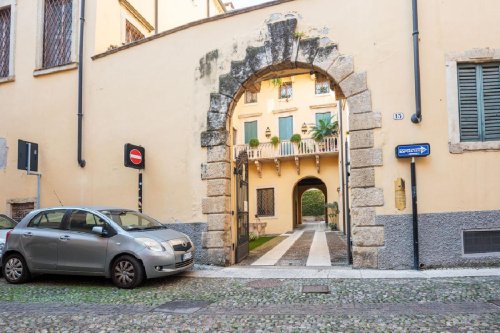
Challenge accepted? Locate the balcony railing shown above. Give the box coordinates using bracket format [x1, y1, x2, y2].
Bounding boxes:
[234, 137, 339, 160]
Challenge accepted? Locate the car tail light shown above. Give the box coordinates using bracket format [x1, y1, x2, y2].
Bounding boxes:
[5, 230, 13, 243]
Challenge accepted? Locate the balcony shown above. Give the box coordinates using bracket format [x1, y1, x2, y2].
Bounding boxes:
[233, 137, 339, 177]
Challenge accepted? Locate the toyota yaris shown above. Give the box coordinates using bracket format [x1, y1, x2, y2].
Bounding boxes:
[2, 207, 194, 288]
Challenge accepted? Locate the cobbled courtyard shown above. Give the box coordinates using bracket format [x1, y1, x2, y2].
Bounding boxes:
[0, 273, 499, 332]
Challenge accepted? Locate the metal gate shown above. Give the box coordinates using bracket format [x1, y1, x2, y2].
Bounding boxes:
[235, 151, 249, 263]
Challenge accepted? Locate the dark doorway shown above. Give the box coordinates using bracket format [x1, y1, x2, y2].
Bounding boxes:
[235, 151, 249, 263]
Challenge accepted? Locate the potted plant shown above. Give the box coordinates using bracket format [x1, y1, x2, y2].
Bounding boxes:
[270, 136, 280, 148]
[309, 116, 339, 151]
[290, 134, 301, 145]
[249, 138, 260, 148]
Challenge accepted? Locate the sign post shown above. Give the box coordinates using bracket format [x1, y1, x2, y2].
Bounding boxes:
[395, 143, 430, 270]
[124, 144, 145, 212]
[18, 140, 42, 209]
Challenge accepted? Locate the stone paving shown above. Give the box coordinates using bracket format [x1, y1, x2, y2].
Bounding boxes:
[0, 274, 499, 332]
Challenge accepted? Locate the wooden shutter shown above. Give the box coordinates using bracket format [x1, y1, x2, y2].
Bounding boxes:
[458, 64, 481, 142]
[244, 121, 257, 144]
[482, 64, 500, 141]
[315, 112, 331, 126]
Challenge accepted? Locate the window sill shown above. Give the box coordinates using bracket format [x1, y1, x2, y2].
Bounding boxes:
[315, 92, 332, 97]
[0, 76, 15, 85]
[33, 62, 78, 77]
[449, 141, 500, 154]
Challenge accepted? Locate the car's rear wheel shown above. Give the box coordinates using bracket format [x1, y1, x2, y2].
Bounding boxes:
[3, 253, 30, 284]
[111, 255, 145, 289]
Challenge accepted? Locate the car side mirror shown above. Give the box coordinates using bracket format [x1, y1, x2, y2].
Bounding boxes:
[92, 226, 106, 236]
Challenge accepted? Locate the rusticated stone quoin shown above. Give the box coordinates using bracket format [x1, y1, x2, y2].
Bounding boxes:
[209, 93, 233, 114]
[339, 71, 367, 97]
[246, 46, 271, 73]
[350, 130, 374, 149]
[266, 18, 297, 66]
[350, 148, 383, 169]
[352, 226, 385, 247]
[295, 37, 320, 65]
[349, 167, 375, 188]
[349, 112, 382, 131]
[206, 248, 227, 266]
[351, 188, 384, 207]
[201, 130, 228, 147]
[312, 43, 339, 71]
[201, 162, 231, 180]
[327, 55, 354, 83]
[207, 112, 227, 131]
[207, 145, 229, 163]
[202, 230, 226, 248]
[207, 179, 231, 197]
[347, 90, 372, 114]
[207, 214, 231, 231]
[353, 246, 378, 269]
[351, 207, 376, 226]
[219, 73, 241, 98]
[202, 196, 231, 214]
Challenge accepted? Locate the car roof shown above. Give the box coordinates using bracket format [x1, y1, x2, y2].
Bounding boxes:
[30, 206, 135, 213]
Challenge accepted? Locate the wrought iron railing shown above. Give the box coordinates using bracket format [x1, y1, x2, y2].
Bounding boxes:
[234, 137, 339, 160]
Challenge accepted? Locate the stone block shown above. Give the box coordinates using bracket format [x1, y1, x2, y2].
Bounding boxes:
[266, 18, 297, 65]
[350, 130, 374, 149]
[350, 148, 383, 169]
[206, 248, 227, 266]
[202, 230, 226, 248]
[351, 207, 376, 226]
[201, 162, 231, 180]
[202, 196, 231, 214]
[349, 112, 382, 131]
[313, 43, 339, 72]
[207, 112, 227, 131]
[207, 179, 231, 197]
[230, 60, 255, 84]
[295, 37, 320, 65]
[219, 73, 241, 98]
[207, 214, 231, 231]
[0, 138, 6, 170]
[207, 145, 230, 163]
[246, 46, 272, 73]
[351, 188, 384, 207]
[347, 90, 372, 114]
[209, 93, 233, 114]
[350, 167, 375, 188]
[353, 246, 378, 269]
[339, 72, 367, 97]
[352, 226, 385, 247]
[201, 130, 228, 147]
[327, 55, 354, 83]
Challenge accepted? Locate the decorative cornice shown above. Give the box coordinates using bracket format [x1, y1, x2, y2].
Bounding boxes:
[272, 107, 298, 114]
[238, 112, 262, 119]
[119, 0, 155, 32]
[309, 103, 337, 109]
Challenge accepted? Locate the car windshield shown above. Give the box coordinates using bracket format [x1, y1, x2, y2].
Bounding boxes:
[0, 215, 16, 229]
[99, 210, 166, 231]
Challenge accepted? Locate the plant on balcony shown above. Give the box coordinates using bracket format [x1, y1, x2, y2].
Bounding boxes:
[309, 116, 339, 142]
[290, 134, 302, 145]
[270, 136, 280, 147]
[248, 138, 260, 148]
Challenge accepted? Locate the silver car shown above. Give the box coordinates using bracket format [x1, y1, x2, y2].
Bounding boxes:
[0, 214, 18, 267]
[2, 207, 194, 288]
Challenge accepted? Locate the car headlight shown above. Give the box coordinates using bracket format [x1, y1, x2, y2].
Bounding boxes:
[160, 241, 175, 255]
[136, 238, 164, 252]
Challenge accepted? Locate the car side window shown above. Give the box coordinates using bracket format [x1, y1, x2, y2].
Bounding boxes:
[68, 210, 106, 234]
[28, 210, 66, 229]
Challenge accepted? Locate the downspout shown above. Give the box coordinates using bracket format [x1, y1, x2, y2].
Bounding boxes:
[77, 0, 86, 167]
[410, 0, 422, 123]
[155, 0, 158, 34]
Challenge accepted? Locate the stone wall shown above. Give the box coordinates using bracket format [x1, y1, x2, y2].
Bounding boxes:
[164, 222, 209, 264]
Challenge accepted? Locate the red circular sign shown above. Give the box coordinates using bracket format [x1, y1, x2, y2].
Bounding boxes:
[129, 149, 142, 165]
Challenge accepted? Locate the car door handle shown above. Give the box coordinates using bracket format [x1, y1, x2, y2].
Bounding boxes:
[23, 232, 33, 238]
[60, 235, 70, 241]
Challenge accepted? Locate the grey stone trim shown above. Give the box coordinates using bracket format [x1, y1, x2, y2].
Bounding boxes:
[207, 112, 228, 131]
[201, 162, 231, 180]
[201, 130, 228, 147]
[0, 138, 7, 170]
[206, 248, 227, 266]
[295, 37, 320, 66]
[377, 210, 500, 270]
[350, 148, 383, 169]
[351, 207, 376, 226]
[202, 230, 226, 248]
[327, 55, 354, 83]
[207, 179, 231, 197]
[350, 130, 374, 149]
[312, 43, 339, 71]
[349, 167, 375, 188]
[265, 18, 297, 67]
[164, 222, 208, 263]
[219, 74, 242, 99]
[349, 112, 382, 131]
[347, 90, 372, 114]
[352, 226, 385, 247]
[202, 196, 231, 214]
[352, 246, 378, 269]
[207, 145, 230, 163]
[207, 214, 231, 231]
[351, 188, 384, 207]
[209, 93, 233, 114]
[339, 71, 367, 97]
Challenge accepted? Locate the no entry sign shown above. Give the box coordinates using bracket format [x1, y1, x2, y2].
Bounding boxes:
[124, 144, 145, 169]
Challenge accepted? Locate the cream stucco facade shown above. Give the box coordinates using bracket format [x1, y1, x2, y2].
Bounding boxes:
[1, 0, 499, 269]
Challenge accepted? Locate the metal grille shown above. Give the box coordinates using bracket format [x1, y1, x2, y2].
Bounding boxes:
[315, 79, 330, 94]
[175, 258, 194, 268]
[245, 91, 257, 103]
[125, 20, 144, 44]
[43, 0, 72, 69]
[279, 82, 292, 99]
[11, 202, 35, 222]
[464, 230, 500, 254]
[0, 6, 11, 77]
[257, 188, 274, 217]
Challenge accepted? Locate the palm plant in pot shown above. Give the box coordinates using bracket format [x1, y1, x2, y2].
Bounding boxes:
[309, 116, 339, 151]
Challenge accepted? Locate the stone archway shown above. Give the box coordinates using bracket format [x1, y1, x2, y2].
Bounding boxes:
[294, 177, 328, 228]
[200, 16, 384, 268]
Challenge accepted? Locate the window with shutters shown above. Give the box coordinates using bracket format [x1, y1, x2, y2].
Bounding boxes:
[458, 63, 500, 142]
[257, 188, 275, 217]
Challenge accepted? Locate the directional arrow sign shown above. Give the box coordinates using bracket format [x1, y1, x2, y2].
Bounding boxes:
[395, 143, 431, 158]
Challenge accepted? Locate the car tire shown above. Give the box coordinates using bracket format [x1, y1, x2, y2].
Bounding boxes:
[3, 253, 30, 284]
[111, 255, 145, 289]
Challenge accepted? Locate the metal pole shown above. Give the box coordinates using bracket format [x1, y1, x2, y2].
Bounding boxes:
[411, 157, 419, 269]
[27, 143, 41, 209]
[36, 175, 41, 209]
[154, 0, 159, 34]
[138, 172, 143, 213]
[345, 141, 353, 264]
[411, 0, 422, 123]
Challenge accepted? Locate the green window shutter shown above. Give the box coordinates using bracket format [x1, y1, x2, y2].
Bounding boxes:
[315, 112, 331, 126]
[482, 64, 500, 141]
[279, 116, 293, 140]
[458, 64, 481, 142]
[244, 121, 257, 144]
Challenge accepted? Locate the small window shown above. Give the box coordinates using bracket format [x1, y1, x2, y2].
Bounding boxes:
[279, 82, 292, 99]
[315, 79, 331, 95]
[245, 90, 258, 104]
[244, 121, 257, 144]
[125, 20, 144, 44]
[42, 0, 73, 68]
[458, 63, 500, 142]
[315, 112, 331, 126]
[0, 6, 11, 78]
[463, 230, 500, 254]
[257, 188, 275, 217]
[28, 210, 66, 229]
[68, 210, 106, 234]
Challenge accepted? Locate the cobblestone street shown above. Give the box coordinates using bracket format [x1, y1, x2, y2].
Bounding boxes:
[0, 273, 499, 332]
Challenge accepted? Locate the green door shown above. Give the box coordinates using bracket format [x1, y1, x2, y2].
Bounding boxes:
[244, 121, 257, 144]
[279, 116, 293, 155]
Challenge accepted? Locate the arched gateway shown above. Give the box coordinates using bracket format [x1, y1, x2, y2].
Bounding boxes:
[200, 16, 384, 268]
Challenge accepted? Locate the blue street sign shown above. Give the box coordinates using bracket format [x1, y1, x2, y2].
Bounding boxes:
[395, 143, 431, 158]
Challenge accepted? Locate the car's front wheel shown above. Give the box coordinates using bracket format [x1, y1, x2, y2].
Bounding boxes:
[3, 253, 30, 284]
[111, 255, 145, 289]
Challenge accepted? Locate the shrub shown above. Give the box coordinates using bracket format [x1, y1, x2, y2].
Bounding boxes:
[270, 136, 280, 147]
[290, 133, 302, 144]
[249, 138, 260, 148]
[301, 189, 325, 216]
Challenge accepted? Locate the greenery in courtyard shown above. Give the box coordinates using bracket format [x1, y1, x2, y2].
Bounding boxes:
[302, 189, 326, 217]
[249, 236, 276, 251]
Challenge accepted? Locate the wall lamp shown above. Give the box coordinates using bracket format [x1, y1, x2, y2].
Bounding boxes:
[301, 122, 308, 134]
[265, 127, 271, 138]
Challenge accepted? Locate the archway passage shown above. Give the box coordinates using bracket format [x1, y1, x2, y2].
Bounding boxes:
[200, 16, 384, 268]
[294, 177, 328, 229]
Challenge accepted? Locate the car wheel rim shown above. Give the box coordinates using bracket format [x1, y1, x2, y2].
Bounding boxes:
[114, 260, 135, 285]
[5, 258, 23, 281]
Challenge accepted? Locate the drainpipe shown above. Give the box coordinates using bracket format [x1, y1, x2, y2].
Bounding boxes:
[410, 0, 422, 123]
[77, 0, 86, 167]
[155, 0, 159, 34]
